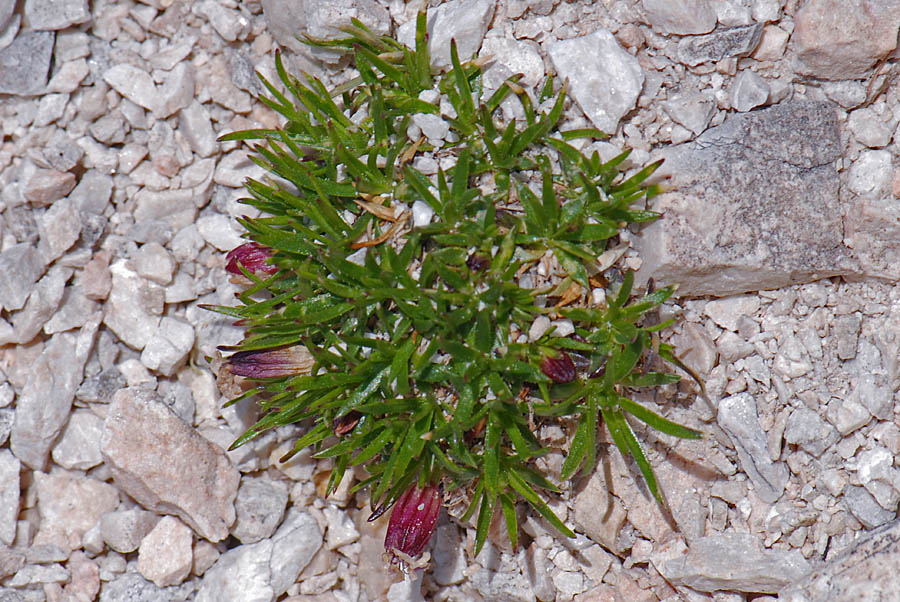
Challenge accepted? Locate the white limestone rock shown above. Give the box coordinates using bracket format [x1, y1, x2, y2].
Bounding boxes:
[103, 260, 163, 351]
[195, 508, 323, 602]
[547, 30, 643, 134]
[641, 0, 716, 35]
[101, 387, 240, 542]
[9, 323, 96, 470]
[717, 393, 788, 503]
[0, 450, 20, 546]
[24, 0, 90, 30]
[655, 533, 811, 593]
[196, 214, 245, 252]
[424, 0, 495, 69]
[848, 150, 893, 199]
[103, 64, 160, 114]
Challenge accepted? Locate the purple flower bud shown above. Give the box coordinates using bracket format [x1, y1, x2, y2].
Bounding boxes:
[225, 345, 315, 378]
[540, 351, 576, 383]
[384, 484, 442, 566]
[225, 242, 278, 276]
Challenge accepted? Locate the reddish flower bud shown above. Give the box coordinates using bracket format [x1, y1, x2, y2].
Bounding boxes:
[225, 345, 315, 378]
[225, 242, 278, 276]
[466, 253, 490, 272]
[540, 351, 576, 383]
[384, 484, 442, 567]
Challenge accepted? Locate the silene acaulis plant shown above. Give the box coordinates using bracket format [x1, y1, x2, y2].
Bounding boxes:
[207, 13, 703, 571]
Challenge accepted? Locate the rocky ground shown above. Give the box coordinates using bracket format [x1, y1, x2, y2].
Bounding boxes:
[1, 0, 899, 601]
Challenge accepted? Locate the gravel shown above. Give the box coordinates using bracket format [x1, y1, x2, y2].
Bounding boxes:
[1, 0, 900, 600]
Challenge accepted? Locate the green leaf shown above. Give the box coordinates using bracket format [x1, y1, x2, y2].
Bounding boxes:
[474, 488, 495, 555]
[602, 406, 661, 503]
[616, 395, 703, 439]
[507, 469, 574, 537]
[499, 492, 519, 550]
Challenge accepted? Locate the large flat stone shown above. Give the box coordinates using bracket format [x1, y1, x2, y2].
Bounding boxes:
[635, 100, 857, 297]
[781, 517, 900, 601]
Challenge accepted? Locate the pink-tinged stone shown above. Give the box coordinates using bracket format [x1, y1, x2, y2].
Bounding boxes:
[793, 0, 900, 80]
[78, 251, 112, 301]
[137, 516, 194, 587]
[34, 468, 119, 549]
[23, 168, 76, 207]
[101, 387, 240, 541]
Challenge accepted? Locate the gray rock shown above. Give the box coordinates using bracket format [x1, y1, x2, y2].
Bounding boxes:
[157, 62, 195, 118]
[0, 244, 45, 312]
[731, 70, 770, 112]
[641, 0, 716, 35]
[9, 323, 96, 470]
[432, 522, 467, 586]
[102, 260, 164, 351]
[655, 533, 811, 593]
[195, 0, 248, 42]
[793, 0, 900, 80]
[780, 517, 900, 601]
[635, 101, 854, 297]
[195, 508, 322, 602]
[834, 313, 861, 360]
[0, 547, 26, 580]
[101, 508, 160, 554]
[140, 317, 195, 377]
[4, 265, 70, 345]
[676, 23, 764, 66]
[231, 477, 289, 544]
[783, 407, 840, 457]
[43, 285, 102, 335]
[70, 170, 113, 215]
[848, 108, 893, 148]
[844, 485, 896, 529]
[24, 0, 90, 30]
[99, 571, 196, 602]
[179, 102, 217, 157]
[661, 93, 716, 136]
[0, 0, 13, 30]
[0, 409, 12, 447]
[43, 130, 84, 172]
[6, 563, 69, 587]
[471, 566, 536, 602]
[76, 367, 125, 404]
[717, 393, 788, 503]
[0, 451, 19, 546]
[0, 31, 54, 95]
[132, 189, 197, 232]
[547, 29, 643, 134]
[38, 197, 81, 263]
[704, 295, 760, 332]
[572, 468, 628, 552]
[101, 388, 240, 542]
[49, 409, 104, 470]
[854, 374, 893, 420]
[480, 37, 545, 88]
